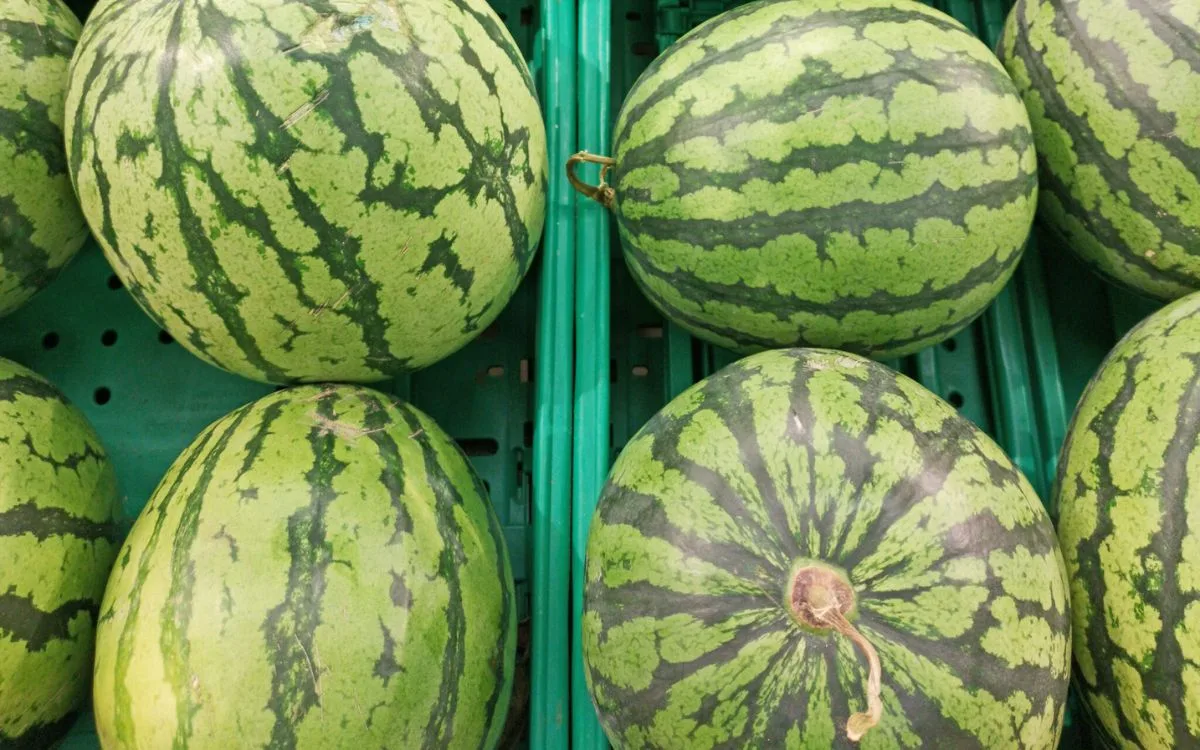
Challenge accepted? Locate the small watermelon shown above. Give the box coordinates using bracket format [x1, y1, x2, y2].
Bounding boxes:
[1000, 0, 1200, 300]
[0, 358, 119, 747]
[583, 348, 1071, 748]
[1057, 291, 1200, 746]
[65, 0, 547, 384]
[572, 0, 1037, 358]
[93, 385, 515, 749]
[0, 0, 89, 318]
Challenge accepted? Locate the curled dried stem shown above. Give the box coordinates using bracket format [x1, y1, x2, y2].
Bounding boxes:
[566, 151, 616, 208]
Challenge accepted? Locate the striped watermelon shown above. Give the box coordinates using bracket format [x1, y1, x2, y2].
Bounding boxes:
[578, 0, 1037, 359]
[1056, 291, 1200, 747]
[93, 385, 515, 749]
[1000, 0, 1200, 301]
[0, 0, 89, 319]
[65, 0, 547, 385]
[583, 348, 1071, 748]
[0, 358, 119, 747]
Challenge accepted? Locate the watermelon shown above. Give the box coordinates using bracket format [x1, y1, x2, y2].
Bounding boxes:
[0, 0, 89, 319]
[0, 358, 119, 747]
[999, 0, 1200, 301]
[65, 0, 547, 385]
[583, 348, 1071, 748]
[572, 0, 1037, 359]
[1056, 291, 1200, 747]
[93, 384, 516, 749]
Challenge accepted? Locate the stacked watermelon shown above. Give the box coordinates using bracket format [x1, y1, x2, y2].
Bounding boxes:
[0, 358, 119, 747]
[0, 0, 89, 318]
[571, 0, 1037, 358]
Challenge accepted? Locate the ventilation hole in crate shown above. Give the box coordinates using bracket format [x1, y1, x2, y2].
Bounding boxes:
[519, 359, 530, 383]
[943, 338, 958, 353]
[633, 40, 657, 56]
[106, 274, 122, 290]
[42, 332, 60, 350]
[487, 365, 505, 378]
[524, 420, 534, 447]
[632, 365, 649, 377]
[636, 324, 663, 339]
[101, 329, 118, 347]
[625, 10, 641, 20]
[947, 391, 964, 408]
[520, 6, 533, 25]
[610, 358, 618, 383]
[94, 387, 112, 405]
[158, 330, 174, 345]
[457, 437, 499, 456]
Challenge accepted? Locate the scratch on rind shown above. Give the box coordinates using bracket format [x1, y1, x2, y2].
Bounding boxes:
[311, 282, 364, 318]
[295, 634, 323, 703]
[281, 89, 330, 130]
[311, 412, 386, 440]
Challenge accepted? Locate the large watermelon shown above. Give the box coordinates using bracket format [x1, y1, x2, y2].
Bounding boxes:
[999, 0, 1200, 300]
[577, 0, 1036, 359]
[1056, 291, 1200, 747]
[93, 385, 515, 749]
[0, 358, 119, 747]
[0, 0, 89, 318]
[583, 349, 1071, 748]
[65, 0, 547, 384]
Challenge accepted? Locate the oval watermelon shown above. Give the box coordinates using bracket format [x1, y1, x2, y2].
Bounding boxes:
[999, 0, 1200, 300]
[93, 385, 515, 749]
[1056, 291, 1200, 746]
[578, 0, 1036, 359]
[0, 0, 89, 319]
[583, 348, 1070, 748]
[0, 358, 119, 747]
[65, 0, 547, 384]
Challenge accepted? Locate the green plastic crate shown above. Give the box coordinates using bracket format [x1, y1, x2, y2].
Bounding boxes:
[571, 0, 1119, 746]
[0, 1, 577, 747]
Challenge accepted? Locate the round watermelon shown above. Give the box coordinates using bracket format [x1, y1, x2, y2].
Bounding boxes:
[587, 0, 1036, 359]
[0, 358, 119, 747]
[1000, 0, 1200, 300]
[583, 348, 1071, 748]
[1056, 291, 1200, 747]
[0, 0, 89, 319]
[65, 0, 547, 385]
[93, 385, 515, 749]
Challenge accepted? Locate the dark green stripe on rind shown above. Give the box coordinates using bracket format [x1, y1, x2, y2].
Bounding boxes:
[0, 357, 118, 747]
[610, 0, 1036, 358]
[92, 385, 514, 749]
[0, 1, 88, 318]
[1056, 292, 1200, 747]
[999, 0, 1200, 300]
[584, 348, 1070, 748]
[65, 0, 547, 383]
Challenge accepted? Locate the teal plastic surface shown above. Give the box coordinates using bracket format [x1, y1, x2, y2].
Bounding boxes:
[571, 0, 1102, 746]
[0, 1, 575, 747]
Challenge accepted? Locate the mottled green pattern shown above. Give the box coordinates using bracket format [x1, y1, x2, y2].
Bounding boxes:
[1000, 0, 1200, 300]
[0, 0, 88, 319]
[93, 385, 515, 749]
[584, 349, 1070, 749]
[610, 0, 1036, 358]
[66, 0, 547, 384]
[0, 358, 119, 747]
[1056, 292, 1200, 748]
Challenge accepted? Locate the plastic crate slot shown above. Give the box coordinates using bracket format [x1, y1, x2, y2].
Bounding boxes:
[610, 357, 618, 383]
[487, 365, 505, 378]
[456, 437, 500, 456]
[626, 11, 642, 20]
[520, 359, 531, 383]
[93, 387, 111, 406]
[106, 274, 122, 290]
[632, 40, 657, 56]
[41, 332, 59, 350]
[636, 324, 663, 339]
[948, 391, 965, 409]
[631, 365, 649, 377]
[101, 330, 118, 347]
[520, 6, 533, 25]
[523, 420, 534, 447]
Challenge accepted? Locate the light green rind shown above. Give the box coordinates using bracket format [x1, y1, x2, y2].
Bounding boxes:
[0, 0, 88, 318]
[0, 357, 119, 746]
[1056, 290, 1200, 747]
[66, 0, 547, 384]
[92, 385, 516, 749]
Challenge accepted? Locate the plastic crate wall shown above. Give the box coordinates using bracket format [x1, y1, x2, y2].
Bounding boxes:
[572, 0, 1122, 747]
[0, 1, 578, 748]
